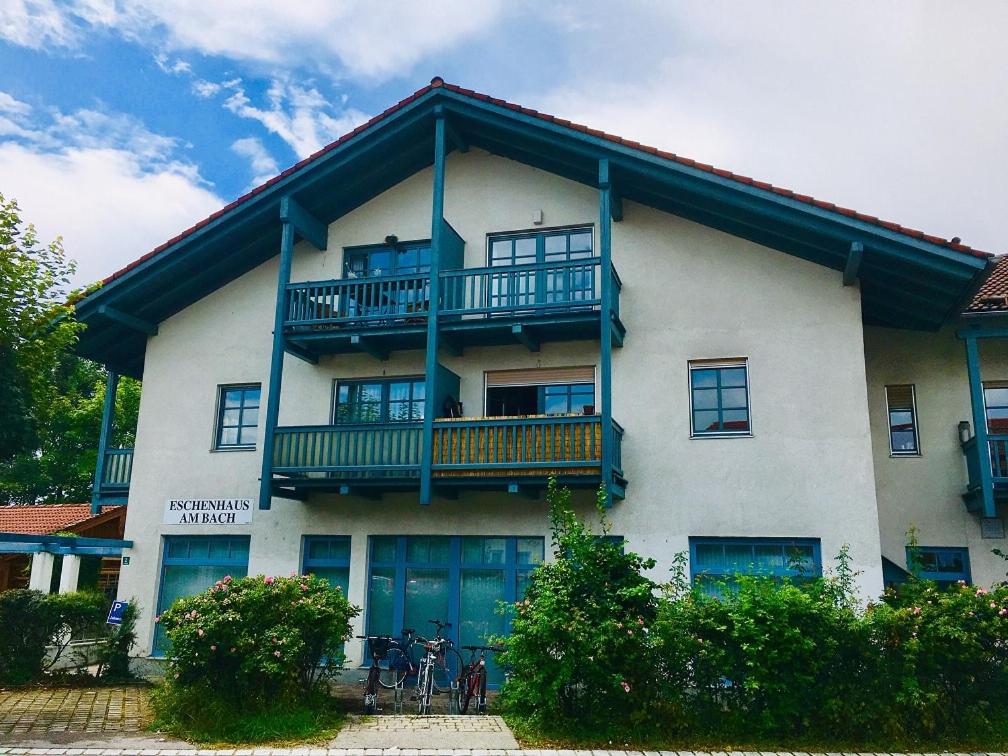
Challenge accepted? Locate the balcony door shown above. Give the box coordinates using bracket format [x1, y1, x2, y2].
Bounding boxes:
[487, 227, 594, 315]
[484, 366, 596, 417]
[343, 242, 431, 319]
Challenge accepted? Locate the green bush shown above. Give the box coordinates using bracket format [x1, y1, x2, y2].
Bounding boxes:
[0, 588, 107, 684]
[498, 479, 658, 729]
[156, 573, 358, 709]
[501, 480, 1008, 747]
[95, 600, 138, 681]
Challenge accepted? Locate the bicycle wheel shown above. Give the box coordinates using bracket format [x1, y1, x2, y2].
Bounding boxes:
[378, 647, 411, 689]
[363, 665, 379, 714]
[458, 667, 475, 714]
[432, 646, 464, 694]
[476, 666, 488, 713]
[418, 661, 433, 714]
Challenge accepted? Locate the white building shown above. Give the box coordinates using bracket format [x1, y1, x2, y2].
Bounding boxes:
[73, 78, 1006, 662]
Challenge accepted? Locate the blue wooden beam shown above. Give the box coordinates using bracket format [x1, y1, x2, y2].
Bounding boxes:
[350, 334, 389, 361]
[279, 196, 328, 251]
[507, 483, 538, 499]
[598, 158, 615, 508]
[91, 371, 119, 514]
[511, 324, 540, 352]
[97, 305, 158, 336]
[964, 335, 996, 518]
[420, 113, 448, 506]
[339, 485, 382, 501]
[258, 209, 298, 510]
[957, 326, 1008, 340]
[843, 241, 864, 286]
[284, 342, 319, 365]
[272, 486, 308, 502]
[443, 118, 469, 154]
[611, 192, 624, 223]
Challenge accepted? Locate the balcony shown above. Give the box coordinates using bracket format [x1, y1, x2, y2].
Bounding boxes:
[282, 259, 623, 358]
[95, 447, 133, 504]
[960, 433, 1008, 511]
[269, 415, 625, 500]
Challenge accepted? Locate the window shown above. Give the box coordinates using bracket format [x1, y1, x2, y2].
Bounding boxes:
[910, 546, 971, 586]
[689, 360, 750, 436]
[334, 378, 425, 424]
[154, 536, 250, 654]
[484, 367, 596, 417]
[344, 241, 431, 278]
[984, 383, 1008, 434]
[690, 537, 821, 595]
[885, 384, 920, 455]
[366, 535, 545, 686]
[487, 227, 595, 311]
[302, 536, 351, 595]
[215, 384, 260, 449]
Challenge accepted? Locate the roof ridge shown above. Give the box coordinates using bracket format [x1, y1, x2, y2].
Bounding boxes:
[92, 76, 994, 291]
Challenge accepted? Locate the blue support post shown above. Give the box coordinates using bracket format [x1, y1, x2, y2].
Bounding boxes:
[258, 204, 297, 510]
[598, 159, 615, 507]
[965, 335, 996, 518]
[420, 111, 447, 505]
[91, 370, 119, 514]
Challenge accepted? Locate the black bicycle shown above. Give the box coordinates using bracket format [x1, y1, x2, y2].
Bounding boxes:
[457, 644, 502, 713]
[357, 633, 394, 714]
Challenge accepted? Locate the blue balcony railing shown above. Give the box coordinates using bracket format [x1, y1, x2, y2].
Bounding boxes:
[96, 448, 133, 499]
[285, 274, 430, 330]
[961, 433, 1008, 493]
[270, 415, 624, 490]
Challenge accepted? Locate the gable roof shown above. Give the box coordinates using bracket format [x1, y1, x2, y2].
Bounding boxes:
[0, 504, 122, 536]
[74, 77, 995, 377]
[966, 255, 1008, 313]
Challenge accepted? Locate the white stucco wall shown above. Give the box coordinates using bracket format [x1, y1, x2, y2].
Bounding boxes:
[118, 149, 885, 657]
[864, 324, 1008, 587]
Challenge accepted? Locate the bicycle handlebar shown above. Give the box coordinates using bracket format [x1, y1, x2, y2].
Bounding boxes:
[428, 619, 451, 629]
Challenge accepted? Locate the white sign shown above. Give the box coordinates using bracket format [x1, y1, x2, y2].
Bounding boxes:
[164, 498, 254, 526]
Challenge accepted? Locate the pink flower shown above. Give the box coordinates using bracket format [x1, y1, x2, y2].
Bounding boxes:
[197, 628, 204, 637]
[264, 576, 275, 585]
[992, 602, 998, 609]
[274, 650, 281, 657]
[154, 615, 160, 624]
[912, 607, 921, 615]
[300, 584, 309, 592]
[1000, 608, 1007, 617]
[210, 645, 217, 652]
[620, 681, 631, 693]
[976, 588, 989, 597]
[230, 647, 236, 653]
[223, 575, 232, 584]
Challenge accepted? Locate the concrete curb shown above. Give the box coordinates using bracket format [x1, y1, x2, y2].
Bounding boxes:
[0, 750, 1005, 756]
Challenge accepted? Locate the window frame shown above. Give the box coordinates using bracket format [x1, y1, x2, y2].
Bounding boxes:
[342, 239, 432, 278]
[213, 383, 261, 451]
[301, 535, 352, 594]
[885, 383, 921, 457]
[689, 536, 823, 589]
[688, 359, 752, 438]
[331, 376, 426, 425]
[154, 535, 251, 656]
[909, 545, 972, 585]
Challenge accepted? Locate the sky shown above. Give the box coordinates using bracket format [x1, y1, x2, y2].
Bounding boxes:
[1, 0, 1006, 287]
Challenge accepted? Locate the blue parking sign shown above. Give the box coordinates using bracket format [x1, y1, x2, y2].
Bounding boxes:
[107, 601, 128, 626]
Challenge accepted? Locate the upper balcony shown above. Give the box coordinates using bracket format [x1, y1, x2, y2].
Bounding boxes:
[95, 447, 133, 505]
[282, 258, 624, 359]
[268, 414, 626, 501]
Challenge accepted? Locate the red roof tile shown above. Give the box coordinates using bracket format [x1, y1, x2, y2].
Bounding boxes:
[93, 77, 994, 292]
[967, 255, 1008, 312]
[0, 504, 107, 535]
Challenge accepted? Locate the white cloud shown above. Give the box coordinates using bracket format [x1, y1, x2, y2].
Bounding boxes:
[191, 79, 221, 98]
[153, 52, 191, 75]
[220, 78, 368, 158]
[0, 91, 32, 116]
[0, 96, 224, 286]
[231, 136, 279, 187]
[1, 0, 508, 80]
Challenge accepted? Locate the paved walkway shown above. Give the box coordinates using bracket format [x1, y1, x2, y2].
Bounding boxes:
[332, 716, 517, 749]
[1, 749, 1006, 755]
[0, 688, 149, 737]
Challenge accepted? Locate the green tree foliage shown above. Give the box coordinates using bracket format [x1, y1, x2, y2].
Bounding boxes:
[0, 193, 80, 460]
[501, 480, 1008, 747]
[0, 193, 140, 504]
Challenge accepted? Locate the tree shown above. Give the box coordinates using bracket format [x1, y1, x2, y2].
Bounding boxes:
[0, 193, 81, 461]
[0, 193, 140, 504]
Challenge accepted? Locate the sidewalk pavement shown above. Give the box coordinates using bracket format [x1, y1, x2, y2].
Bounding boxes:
[0, 749, 1006, 756]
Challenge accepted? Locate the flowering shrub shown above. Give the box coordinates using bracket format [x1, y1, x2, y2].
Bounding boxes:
[498, 480, 658, 728]
[157, 573, 358, 706]
[501, 481, 1008, 746]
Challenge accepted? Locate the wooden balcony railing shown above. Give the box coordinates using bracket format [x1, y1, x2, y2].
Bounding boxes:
[272, 423, 423, 478]
[439, 258, 606, 318]
[285, 274, 430, 330]
[100, 448, 133, 490]
[270, 415, 624, 487]
[961, 432, 1008, 496]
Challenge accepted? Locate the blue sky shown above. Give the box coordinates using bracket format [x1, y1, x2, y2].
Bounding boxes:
[1, 1, 1006, 286]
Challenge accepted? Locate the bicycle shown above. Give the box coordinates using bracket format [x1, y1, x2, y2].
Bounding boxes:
[356, 633, 394, 714]
[456, 644, 502, 713]
[412, 619, 463, 714]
